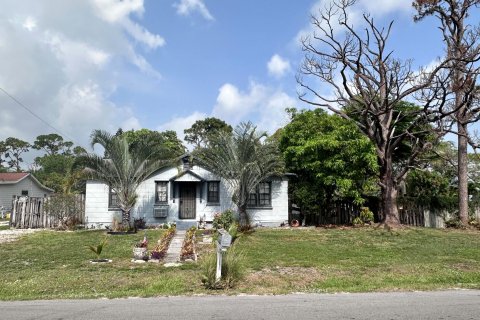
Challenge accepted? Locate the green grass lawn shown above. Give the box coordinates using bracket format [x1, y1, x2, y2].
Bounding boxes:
[235, 228, 480, 294]
[0, 227, 479, 300]
[0, 229, 202, 300]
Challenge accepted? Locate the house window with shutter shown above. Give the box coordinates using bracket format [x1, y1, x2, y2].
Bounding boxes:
[156, 181, 168, 204]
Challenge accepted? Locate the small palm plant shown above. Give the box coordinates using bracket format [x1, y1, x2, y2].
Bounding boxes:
[88, 237, 108, 261]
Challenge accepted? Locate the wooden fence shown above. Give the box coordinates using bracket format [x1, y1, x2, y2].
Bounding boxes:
[303, 201, 362, 226]
[300, 200, 449, 228]
[9, 195, 85, 229]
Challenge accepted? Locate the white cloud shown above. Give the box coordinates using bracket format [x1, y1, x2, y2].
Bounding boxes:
[212, 82, 296, 133]
[91, 0, 165, 49]
[359, 0, 411, 15]
[157, 111, 207, 143]
[22, 16, 37, 31]
[0, 0, 162, 161]
[91, 0, 144, 23]
[157, 81, 296, 145]
[267, 54, 291, 78]
[174, 0, 214, 21]
[295, 0, 412, 45]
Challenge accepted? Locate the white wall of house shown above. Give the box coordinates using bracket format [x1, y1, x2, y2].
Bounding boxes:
[0, 177, 52, 211]
[85, 181, 111, 227]
[85, 164, 289, 228]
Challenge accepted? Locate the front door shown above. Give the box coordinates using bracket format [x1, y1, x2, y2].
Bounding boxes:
[179, 183, 196, 219]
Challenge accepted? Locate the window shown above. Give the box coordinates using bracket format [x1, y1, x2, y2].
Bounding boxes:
[156, 181, 168, 204]
[21, 190, 28, 196]
[247, 182, 271, 207]
[109, 187, 119, 208]
[207, 181, 220, 203]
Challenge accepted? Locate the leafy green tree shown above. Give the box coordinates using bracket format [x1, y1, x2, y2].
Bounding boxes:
[32, 133, 73, 155]
[279, 108, 378, 215]
[0, 141, 7, 172]
[195, 122, 283, 229]
[31, 134, 87, 194]
[297, 0, 450, 226]
[184, 117, 233, 148]
[3, 137, 30, 172]
[33, 153, 86, 194]
[76, 130, 171, 228]
[120, 129, 185, 158]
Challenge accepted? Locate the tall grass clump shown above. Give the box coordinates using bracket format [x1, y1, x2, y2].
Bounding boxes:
[201, 246, 245, 289]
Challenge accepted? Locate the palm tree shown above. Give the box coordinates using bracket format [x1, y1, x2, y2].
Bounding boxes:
[195, 122, 284, 229]
[77, 130, 169, 228]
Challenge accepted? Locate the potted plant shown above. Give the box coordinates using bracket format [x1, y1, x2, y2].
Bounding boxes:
[133, 234, 148, 260]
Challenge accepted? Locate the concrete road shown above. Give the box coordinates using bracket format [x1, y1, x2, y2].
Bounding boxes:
[0, 290, 479, 320]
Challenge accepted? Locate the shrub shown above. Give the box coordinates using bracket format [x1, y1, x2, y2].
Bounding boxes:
[359, 207, 374, 223]
[44, 194, 84, 230]
[352, 217, 363, 226]
[201, 246, 244, 289]
[212, 209, 235, 230]
[445, 218, 462, 228]
[134, 218, 146, 230]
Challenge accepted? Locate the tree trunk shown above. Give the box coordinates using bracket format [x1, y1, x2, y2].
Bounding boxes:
[238, 204, 250, 229]
[458, 122, 469, 225]
[380, 158, 400, 227]
[122, 209, 131, 230]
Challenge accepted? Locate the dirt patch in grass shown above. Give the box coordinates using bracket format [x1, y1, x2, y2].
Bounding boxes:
[0, 229, 41, 243]
[239, 267, 324, 294]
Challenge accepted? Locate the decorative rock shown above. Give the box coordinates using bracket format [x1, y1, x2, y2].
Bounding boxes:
[163, 262, 182, 268]
[200, 236, 213, 244]
[131, 259, 147, 263]
[90, 259, 112, 264]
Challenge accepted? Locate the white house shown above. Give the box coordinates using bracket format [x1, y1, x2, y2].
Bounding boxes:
[0, 172, 54, 211]
[85, 156, 290, 229]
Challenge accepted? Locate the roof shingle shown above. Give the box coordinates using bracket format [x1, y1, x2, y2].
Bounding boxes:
[0, 172, 29, 182]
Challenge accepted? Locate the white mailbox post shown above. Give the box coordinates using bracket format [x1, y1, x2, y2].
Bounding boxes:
[216, 228, 233, 282]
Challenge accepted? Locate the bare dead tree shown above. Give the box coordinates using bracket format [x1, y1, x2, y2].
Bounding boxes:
[414, 0, 480, 225]
[297, 0, 451, 227]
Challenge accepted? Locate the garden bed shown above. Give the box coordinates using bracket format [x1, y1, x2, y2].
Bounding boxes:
[150, 226, 176, 260]
[181, 227, 197, 261]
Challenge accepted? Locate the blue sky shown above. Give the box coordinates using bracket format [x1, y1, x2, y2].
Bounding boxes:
[0, 0, 474, 162]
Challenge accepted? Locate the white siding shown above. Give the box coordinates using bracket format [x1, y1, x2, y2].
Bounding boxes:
[85, 181, 112, 228]
[0, 177, 52, 211]
[85, 164, 289, 228]
[248, 179, 289, 227]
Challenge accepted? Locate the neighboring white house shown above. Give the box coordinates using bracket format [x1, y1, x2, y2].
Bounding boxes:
[85, 156, 290, 229]
[0, 172, 54, 211]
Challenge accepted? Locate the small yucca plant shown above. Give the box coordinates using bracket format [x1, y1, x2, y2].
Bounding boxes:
[88, 237, 108, 260]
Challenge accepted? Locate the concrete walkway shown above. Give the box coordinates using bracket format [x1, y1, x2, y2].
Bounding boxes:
[163, 230, 186, 264]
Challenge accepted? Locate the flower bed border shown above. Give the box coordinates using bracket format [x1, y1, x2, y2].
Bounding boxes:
[180, 227, 197, 261]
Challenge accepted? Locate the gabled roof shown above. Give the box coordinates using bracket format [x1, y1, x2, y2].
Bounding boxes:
[0, 172, 29, 183]
[169, 170, 206, 182]
[0, 172, 54, 192]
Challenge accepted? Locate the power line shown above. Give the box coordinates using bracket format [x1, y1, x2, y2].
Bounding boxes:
[0, 86, 81, 145]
